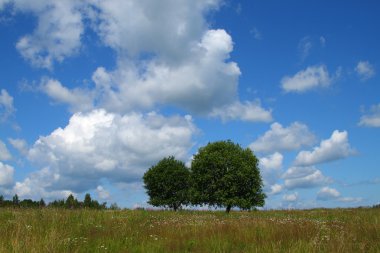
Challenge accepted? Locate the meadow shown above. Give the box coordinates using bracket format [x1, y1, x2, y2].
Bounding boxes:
[0, 207, 379, 253]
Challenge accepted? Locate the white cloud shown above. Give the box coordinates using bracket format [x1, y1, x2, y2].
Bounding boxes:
[283, 166, 332, 189]
[283, 192, 298, 202]
[0, 161, 14, 186]
[12, 1, 84, 69]
[40, 78, 94, 112]
[355, 61, 375, 81]
[26, 109, 196, 193]
[359, 104, 380, 127]
[268, 184, 283, 195]
[250, 122, 316, 153]
[13, 167, 74, 200]
[281, 65, 332, 93]
[90, 29, 241, 115]
[210, 101, 272, 122]
[260, 152, 283, 170]
[7, 1, 265, 122]
[8, 138, 28, 155]
[96, 185, 110, 200]
[0, 140, 11, 161]
[259, 152, 283, 192]
[0, 89, 15, 121]
[294, 130, 355, 166]
[317, 186, 340, 201]
[89, 0, 220, 60]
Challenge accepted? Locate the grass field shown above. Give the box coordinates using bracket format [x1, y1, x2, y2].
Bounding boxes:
[0, 208, 379, 252]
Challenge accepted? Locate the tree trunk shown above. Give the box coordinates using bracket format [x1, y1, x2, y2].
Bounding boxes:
[226, 204, 232, 213]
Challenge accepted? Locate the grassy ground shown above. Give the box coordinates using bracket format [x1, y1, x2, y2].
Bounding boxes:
[0, 208, 379, 252]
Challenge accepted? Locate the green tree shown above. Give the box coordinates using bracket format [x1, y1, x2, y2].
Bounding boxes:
[190, 140, 266, 213]
[143, 156, 190, 211]
[83, 193, 92, 208]
[0, 195, 4, 207]
[65, 194, 78, 209]
[12, 194, 19, 207]
[39, 198, 46, 208]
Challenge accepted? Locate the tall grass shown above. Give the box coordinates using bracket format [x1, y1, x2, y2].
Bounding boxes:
[0, 208, 379, 252]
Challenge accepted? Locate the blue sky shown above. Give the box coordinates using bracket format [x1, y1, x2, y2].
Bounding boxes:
[0, 0, 379, 209]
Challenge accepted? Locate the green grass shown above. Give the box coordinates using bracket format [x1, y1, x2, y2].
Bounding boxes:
[0, 208, 379, 252]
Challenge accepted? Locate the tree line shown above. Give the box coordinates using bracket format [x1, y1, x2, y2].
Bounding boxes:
[143, 140, 266, 212]
[0, 193, 118, 210]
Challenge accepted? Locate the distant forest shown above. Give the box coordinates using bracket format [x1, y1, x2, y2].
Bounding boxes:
[0, 193, 120, 210]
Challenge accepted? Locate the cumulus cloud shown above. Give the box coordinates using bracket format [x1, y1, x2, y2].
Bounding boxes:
[40, 78, 94, 112]
[359, 104, 380, 127]
[281, 65, 332, 93]
[26, 109, 196, 193]
[283, 166, 332, 189]
[0, 140, 11, 161]
[259, 152, 283, 192]
[355, 61, 375, 81]
[4, 1, 268, 122]
[13, 167, 74, 200]
[8, 138, 28, 155]
[250, 122, 316, 153]
[294, 130, 355, 166]
[0, 161, 14, 186]
[0, 89, 15, 121]
[11, 0, 84, 69]
[317, 186, 340, 201]
[338, 197, 363, 203]
[90, 29, 241, 114]
[89, 0, 220, 59]
[268, 184, 283, 195]
[283, 192, 298, 202]
[210, 101, 272, 122]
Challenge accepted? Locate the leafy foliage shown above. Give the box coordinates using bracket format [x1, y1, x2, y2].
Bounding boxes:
[190, 140, 266, 212]
[143, 156, 190, 211]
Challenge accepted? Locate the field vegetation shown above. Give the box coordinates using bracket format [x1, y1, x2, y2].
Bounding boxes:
[0, 207, 379, 252]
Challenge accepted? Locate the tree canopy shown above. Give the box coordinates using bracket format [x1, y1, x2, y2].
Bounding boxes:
[190, 140, 266, 212]
[143, 156, 190, 211]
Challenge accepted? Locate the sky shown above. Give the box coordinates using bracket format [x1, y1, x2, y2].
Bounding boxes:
[0, 0, 379, 209]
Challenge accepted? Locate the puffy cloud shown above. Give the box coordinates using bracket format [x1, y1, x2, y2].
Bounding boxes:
[0, 161, 14, 186]
[355, 61, 375, 81]
[8, 138, 28, 155]
[13, 167, 74, 200]
[283, 192, 298, 202]
[260, 152, 283, 170]
[0, 140, 11, 161]
[359, 104, 380, 127]
[89, 0, 220, 59]
[210, 101, 272, 122]
[294, 130, 355, 166]
[250, 122, 316, 153]
[0, 89, 15, 121]
[317, 186, 340, 201]
[12, 0, 84, 69]
[283, 166, 332, 189]
[281, 65, 332, 93]
[90, 29, 242, 115]
[268, 184, 283, 195]
[40, 78, 94, 112]
[27, 109, 196, 193]
[259, 152, 283, 192]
